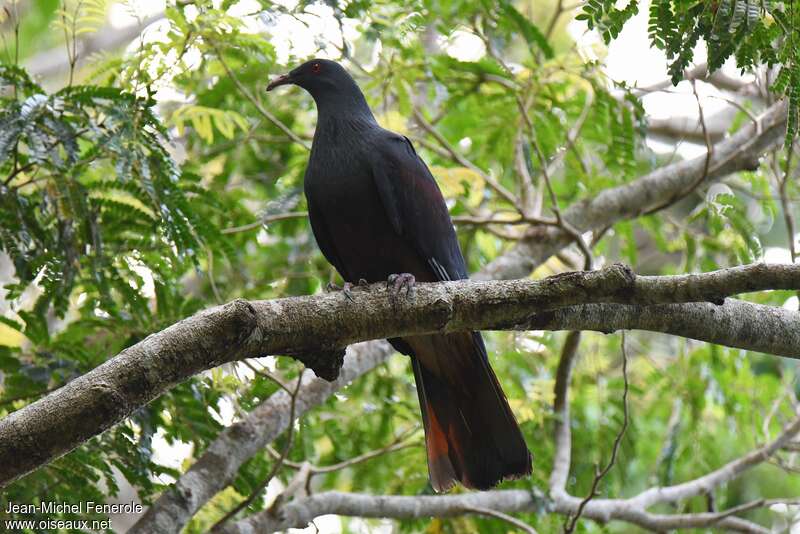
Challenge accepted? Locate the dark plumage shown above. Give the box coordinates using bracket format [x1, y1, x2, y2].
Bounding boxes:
[267, 59, 532, 491]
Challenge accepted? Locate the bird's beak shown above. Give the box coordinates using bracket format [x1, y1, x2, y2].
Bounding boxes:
[266, 73, 293, 91]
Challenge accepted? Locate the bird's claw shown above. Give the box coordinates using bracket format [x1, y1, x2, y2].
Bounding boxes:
[387, 273, 416, 298]
[326, 281, 355, 302]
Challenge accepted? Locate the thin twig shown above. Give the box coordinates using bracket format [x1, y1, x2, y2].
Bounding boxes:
[530, 137, 593, 270]
[545, 0, 566, 39]
[779, 147, 797, 263]
[6, 123, 92, 187]
[512, 82, 595, 267]
[563, 332, 630, 534]
[242, 360, 293, 394]
[266, 460, 313, 515]
[266, 426, 418, 475]
[548, 91, 594, 180]
[516, 132, 538, 214]
[412, 108, 523, 212]
[206, 248, 223, 304]
[641, 80, 714, 216]
[210, 371, 306, 531]
[211, 41, 310, 150]
[3, 162, 35, 186]
[452, 213, 558, 227]
[12, 1, 19, 67]
[463, 506, 540, 534]
[222, 211, 308, 235]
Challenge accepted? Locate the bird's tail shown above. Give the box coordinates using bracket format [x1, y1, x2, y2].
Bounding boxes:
[405, 331, 532, 492]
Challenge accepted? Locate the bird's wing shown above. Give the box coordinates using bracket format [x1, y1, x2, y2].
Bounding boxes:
[306, 194, 352, 281]
[369, 133, 468, 282]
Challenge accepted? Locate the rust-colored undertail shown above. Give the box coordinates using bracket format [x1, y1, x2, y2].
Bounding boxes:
[407, 331, 532, 492]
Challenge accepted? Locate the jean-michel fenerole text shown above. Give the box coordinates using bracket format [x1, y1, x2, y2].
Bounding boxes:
[4, 500, 143, 515]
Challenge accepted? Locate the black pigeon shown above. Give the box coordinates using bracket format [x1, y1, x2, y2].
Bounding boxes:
[268, 59, 532, 491]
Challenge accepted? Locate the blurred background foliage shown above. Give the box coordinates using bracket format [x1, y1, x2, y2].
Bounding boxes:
[0, 0, 798, 532]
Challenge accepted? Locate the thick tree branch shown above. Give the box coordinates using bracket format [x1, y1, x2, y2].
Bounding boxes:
[217, 489, 547, 533]
[220, 413, 800, 534]
[121, 341, 391, 534]
[220, 491, 766, 534]
[480, 101, 789, 280]
[1, 262, 799, 486]
[647, 111, 733, 143]
[528, 299, 800, 357]
[132, 285, 800, 532]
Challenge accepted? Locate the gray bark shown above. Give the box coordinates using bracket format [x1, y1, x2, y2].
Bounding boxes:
[528, 300, 800, 357]
[0, 264, 800, 485]
[221, 490, 768, 533]
[221, 414, 800, 534]
[1, 262, 798, 487]
[128, 341, 392, 534]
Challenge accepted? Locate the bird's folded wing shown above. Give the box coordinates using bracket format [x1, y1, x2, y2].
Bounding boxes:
[306, 195, 351, 281]
[368, 134, 468, 283]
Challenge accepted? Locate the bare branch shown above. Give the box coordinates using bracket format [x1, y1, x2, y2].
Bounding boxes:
[128, 341, 393, 534]
[480, 101, 789, 280]
[530, 136, 593, 269]
[631, 63, 759, 96]
[209, 370, 306, 531]
[412, 108, 523, 213]
[211, 41, 310, 150]
[268, 461, 313, 514]
[646, 113, 730, 143]
[463, 506, 539, 534]
[268, 427, 419, 475]
[563, 333, 629, 533]
[775, 144, 797, 265]
[549, 331, 582, 494]
[3, 262, 800, 487]
[222, 211, 308, 235]
[639, 79, 715, 216]
[219, 489, 770, 534]
[528, 299, 800, 358]
[220, 413, 800, 534]
[218, 489, 547, 533]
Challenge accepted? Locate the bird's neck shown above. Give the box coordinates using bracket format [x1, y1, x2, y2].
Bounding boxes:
[312, 84, 377, 130]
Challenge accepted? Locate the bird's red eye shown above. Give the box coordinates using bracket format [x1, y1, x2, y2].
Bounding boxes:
[311, 63, 321, 74]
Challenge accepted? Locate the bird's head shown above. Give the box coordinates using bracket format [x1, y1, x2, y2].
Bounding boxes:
[266, 58, 374, 121]
[266, 58, 354, 96]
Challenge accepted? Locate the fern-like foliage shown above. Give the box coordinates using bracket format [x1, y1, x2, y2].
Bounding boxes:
[51, 0, 108, 37]
[576, 0, 640, 43]
[0, 64, 226, 317]
[638, 0, 799, 146]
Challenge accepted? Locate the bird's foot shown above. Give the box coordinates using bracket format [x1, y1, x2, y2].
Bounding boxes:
[326, 281, 355, 302]
[387, 273, 416, 298]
